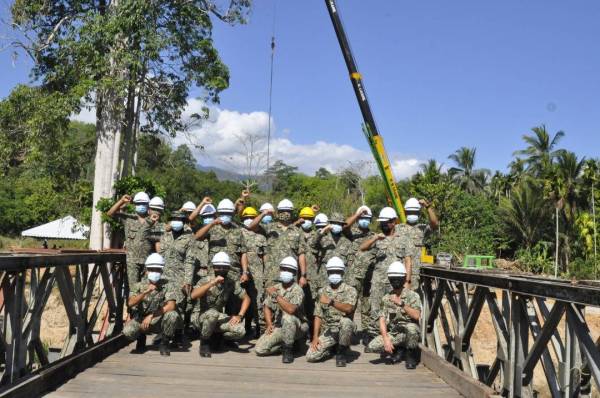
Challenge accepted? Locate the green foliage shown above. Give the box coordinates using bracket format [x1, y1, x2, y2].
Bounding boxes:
[515, 243, 554, 275]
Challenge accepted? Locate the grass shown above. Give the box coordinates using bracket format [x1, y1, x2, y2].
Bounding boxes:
[0, 235, 89, 251]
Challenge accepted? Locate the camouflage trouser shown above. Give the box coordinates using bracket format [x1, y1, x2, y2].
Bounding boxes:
[368, 278, 392, 336]
[123, 310, 182, 340]
[349, 278, 371, 333]
[246, 275, 265, 333]
[410, 260, 421, 291]
[191, 309, 245, 341]
[127, 262, 145, 287]
[255, 314, 308, 356]
[367, 322, 420, 351]
[306, 318, 355, 362]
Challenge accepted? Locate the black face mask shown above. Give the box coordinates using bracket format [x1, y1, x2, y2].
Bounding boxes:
[389, 278, 406, 290]
[381, 223, 393, 233]
[214, 269, 229, 278]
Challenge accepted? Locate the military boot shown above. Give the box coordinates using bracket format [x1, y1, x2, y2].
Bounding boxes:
[131, 335, 146, 354]
[199, 339, 212, 358]
[389, 347, 406, 364]
[336, 345, 348, 367]
[405, 348, 419, 369]
[159, 339, 170, 356]
[282, 344, 294, 364]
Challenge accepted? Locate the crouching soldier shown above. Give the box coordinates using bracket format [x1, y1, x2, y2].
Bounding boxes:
[124, 253, 183, 356]
[368, 261, 421, 369]
[306, 256, 357, 367]
[255, 257, 309, 363]
[190, 251, 251, 358]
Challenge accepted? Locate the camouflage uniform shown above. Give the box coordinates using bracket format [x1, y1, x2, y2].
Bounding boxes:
[150, 221, 167, 246]
[116, 213, 155, 285]
[395, 223, 432, 288]
[368, 289, 422, 352]
[263, 223, 307, 286]
[255, 282, 308, 355]
[241, 227, 267, 332]
[190, 272, 247, 341]
[368, 235, 411, 336]
[206, 224, 246, 280]
[188, 239, 211, 281]
[306, 282, 357, 362]
[159, 228, 195, 287]
[302, 229, 324, 318]
[345, 226, 376, 333]
[123, 279, 184, 340]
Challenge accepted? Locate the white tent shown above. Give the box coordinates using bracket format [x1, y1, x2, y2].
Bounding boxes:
[21, 216, 90, 240]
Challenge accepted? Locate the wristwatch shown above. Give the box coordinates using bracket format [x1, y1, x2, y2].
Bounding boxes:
[243, 270, 250, 275]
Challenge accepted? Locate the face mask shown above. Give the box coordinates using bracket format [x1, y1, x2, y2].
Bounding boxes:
[277, 212, 293, 223]
[279, 271, 295, 284]
[203, 217, 214, 225]
[407, 215, 419, 224]
[148, 271, 161, 283]
[381, 222, 392, 233]
[328, 273, 343, 285]
[135, 204, 148, 215]
[261, 215, 273, 225]
[219, 215, 232, 225]
[389, 278, 406, 290]
[301, 220, 313, 231]
[358, 219, 371, 230]
[331, 224, 343, 235]
[214, 269, 229, 278]
[170, 220, 184, 231]
[243, 219, 253, 228]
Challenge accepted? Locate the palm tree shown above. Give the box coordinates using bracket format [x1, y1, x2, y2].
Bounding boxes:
[448, 147, 490, 193]
[513, 125, 565, 177]
[419, 159, 444, 184]
[582, 159, 599, 276]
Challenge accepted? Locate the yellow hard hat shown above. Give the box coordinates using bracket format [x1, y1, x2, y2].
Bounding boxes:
[242, 206, 259, 218]
[299, 207, 316, 219]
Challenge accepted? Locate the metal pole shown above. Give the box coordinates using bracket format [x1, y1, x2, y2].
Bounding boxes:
[265, 35, 275, 192]
[593, 180, 597, 279]
[555, 207, 559, 278]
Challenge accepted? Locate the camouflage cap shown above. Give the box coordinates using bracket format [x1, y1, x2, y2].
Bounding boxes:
[170, 210, 188, 220]
[329, 212, 346, 224]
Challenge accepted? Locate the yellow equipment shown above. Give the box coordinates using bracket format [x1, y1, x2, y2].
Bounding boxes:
[241, 207, 259, 218]
[299, 207, 316, 219]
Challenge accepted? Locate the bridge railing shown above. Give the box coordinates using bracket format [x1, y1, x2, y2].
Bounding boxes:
[420, 265, 600, 398]
[0, 252, 127, 391]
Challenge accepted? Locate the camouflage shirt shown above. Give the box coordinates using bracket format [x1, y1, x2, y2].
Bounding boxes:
[149, 221, 167, 243]
[158, 228, 195, 285]
[264, 282, 306, 325]
[314, 282, 357, 328]
[241, 227, 267, 279]
[129, 278, 183, 319]
[302, 229, 324, 286]
[192, 272, 246, 313]
[313, 231, 354, 268]
[207, 224, 246, 271]
[263, 223, 307, 282]
[378, 289, 422, 331]
[187, 238, 211, 281]
[117, 213, 154, 265]
[395, 223, 432, 260]
[345, 226, 376, 283]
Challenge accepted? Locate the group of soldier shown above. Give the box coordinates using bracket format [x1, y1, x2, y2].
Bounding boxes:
[106, 189, 438, 369]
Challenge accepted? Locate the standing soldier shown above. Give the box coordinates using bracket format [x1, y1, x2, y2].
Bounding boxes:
[312, 212, 354, 271]
[255, 257, 308, 363]
[149, 196, 166, 250]
[190, 252, 251, 358]
[107, 192, 158, 286]
[240, 206, 267, 337]
[359, 207, 412, 351]
[124, 253, 183, 356]
[368, 261, 421, 369]
[306, 257, 357, 367]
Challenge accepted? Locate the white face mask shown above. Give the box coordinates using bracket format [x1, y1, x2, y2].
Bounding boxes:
[243, 219, 253, 228]
[328, 273, 343, 285]
[301, 220, 313, 231]
[279, 271, 294, 284]
[148, 271, 161, 283]
[406, 215, 419, 224]
[170, 220, 184, 231]
[331, 224, 343, 235]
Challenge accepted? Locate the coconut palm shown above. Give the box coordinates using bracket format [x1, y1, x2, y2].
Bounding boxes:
[419, 159, 444, 184]
[448, 147, 490, 193]
[513, 125, 565, 176]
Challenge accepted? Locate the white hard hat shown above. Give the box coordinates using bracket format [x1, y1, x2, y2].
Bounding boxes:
[377, 207, 398, 222]
[211, 251, 231, 267]
[145, 253, 165, 269]
[387, 261, 407, 277]
[325, 256, 345, 272]
[133, 192, 150, 204]
[200, 203, 216, 216]
[314, 213, 329, 227]
[277, 199, 294, 211]
[280, 256, 298, 271]
[217, 198, 235, 213]
[182, 201, 196, 212]
[259, 203, 274, 212]
[149, 196, 164, 210]
[404, 198, 421, 212]
[357, 205, 372, 218]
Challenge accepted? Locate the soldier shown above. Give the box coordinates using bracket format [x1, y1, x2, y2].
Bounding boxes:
[149, 196, 166, 249]
[344, 205, 376, 346]
[359, 206, 412, 351]
[124, 253, 183, 356]
[368, 261, 421, 369]
[107, 192, 159, 286]
[186, 196, 216, 229]
[190, 252, 251, 358]
[240, 206, 268, 337]
[248, 199, 308, 290]
[255, 257, 308, 363]
[313, 212, 354, 273]
[395, 198, 439, 290]
[306, 257, 357, 367]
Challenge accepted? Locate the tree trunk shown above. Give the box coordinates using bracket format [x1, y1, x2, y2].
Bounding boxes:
[554, 206, 559, 278]
[593, 180, 597, 278]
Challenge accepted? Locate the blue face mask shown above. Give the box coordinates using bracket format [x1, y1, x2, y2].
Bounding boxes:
[219, 215, 232, 225]
[331, 224, 343, 235]
[243, 219, 253, 228]
[135, 204, 148, 215]
[170, 220, 184, 231]
[301, 220, 313, 231]
[358, 219, 371, 229]
[328, 273, 343, 285]
[261, 215, 273, 225]
[203, 217, 214, 225]
[407, 214, 419, 224]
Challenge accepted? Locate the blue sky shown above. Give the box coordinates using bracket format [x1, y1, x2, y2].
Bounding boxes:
[1, 1, 599, 177]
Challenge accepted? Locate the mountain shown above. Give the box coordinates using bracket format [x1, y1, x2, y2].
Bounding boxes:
[197, 165, 246, 182]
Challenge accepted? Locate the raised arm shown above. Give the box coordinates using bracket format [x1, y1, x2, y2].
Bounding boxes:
[107, 195, 131, 218]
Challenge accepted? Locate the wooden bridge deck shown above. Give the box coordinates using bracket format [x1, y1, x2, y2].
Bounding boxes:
[45, 338, 460, 398]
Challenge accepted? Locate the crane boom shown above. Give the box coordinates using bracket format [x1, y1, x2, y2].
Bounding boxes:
[324, 0, 406, 223]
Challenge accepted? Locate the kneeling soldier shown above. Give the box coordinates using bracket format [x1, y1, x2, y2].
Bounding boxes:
[124, 253, 183, 356]
[190, 251, 251, 358]
[306, 256, 357, 367]
[368, 261, 421, 369]
[255, 256, 308, 363]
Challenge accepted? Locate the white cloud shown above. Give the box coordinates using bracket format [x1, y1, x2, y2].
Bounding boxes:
[71, 106, 96, 124]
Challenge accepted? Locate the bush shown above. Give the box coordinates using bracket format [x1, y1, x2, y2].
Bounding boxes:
[515, 243, 554, 275]
[566, 257, 597, 280]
